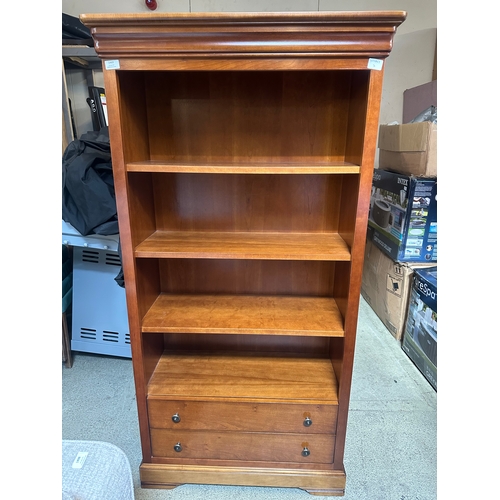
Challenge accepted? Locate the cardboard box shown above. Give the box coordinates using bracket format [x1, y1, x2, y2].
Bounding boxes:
[402, 267, 437, 390]
[403, 80, 437, 124]
[378, 122, 437, 178]
[361, 239, 433, 340]
[368, 169, 437, 263]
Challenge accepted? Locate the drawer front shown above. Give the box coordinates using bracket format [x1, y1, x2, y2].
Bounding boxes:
[148, 400, 337, 434]
[151, 428, 335, 463]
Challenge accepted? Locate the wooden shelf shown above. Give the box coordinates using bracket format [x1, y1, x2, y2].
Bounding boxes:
[135, 231, 351, 261]
[148, 352, 339, 404]
[127, 159, 360, 174]
[142, 294, 344, 336]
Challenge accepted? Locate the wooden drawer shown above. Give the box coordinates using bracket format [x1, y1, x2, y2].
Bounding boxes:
[151, 428, 335, 463]
[148, 400, 337, 434]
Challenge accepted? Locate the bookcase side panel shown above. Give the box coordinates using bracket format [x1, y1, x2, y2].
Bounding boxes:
[332, 68, 386, 471]
[102, 68, 154, 461]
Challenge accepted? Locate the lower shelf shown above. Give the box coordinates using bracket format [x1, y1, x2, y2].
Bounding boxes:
[140, 462, 346, 495]
[142, 294, 345, 336]
[147, 352, 339, 404]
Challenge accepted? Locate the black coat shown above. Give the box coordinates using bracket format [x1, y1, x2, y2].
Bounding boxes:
[62, 127, 124, 287]
[62, 127, 118, 236]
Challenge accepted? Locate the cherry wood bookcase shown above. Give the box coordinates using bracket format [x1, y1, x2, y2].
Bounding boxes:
[81, 11, 405, 496]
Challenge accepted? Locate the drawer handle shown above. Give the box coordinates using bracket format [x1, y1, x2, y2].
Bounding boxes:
[303, 417, 313, 427]
[174, 442, 182, 453]
[301, 447, 310, 457]
[172, 413, 181, 423]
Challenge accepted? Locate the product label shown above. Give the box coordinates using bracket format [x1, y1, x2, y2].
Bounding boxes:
[386, 274, 403, 297]
[72, 451, 89, 469]
[105, 60, 120, 70]
[404, 247, 421, 257]
[406, 238, 424, 248]
[368, 58, 383, 70]
[393, 264, 404, 276]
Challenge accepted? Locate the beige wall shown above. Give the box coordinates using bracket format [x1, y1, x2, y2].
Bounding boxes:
[63, 0, 436, 143]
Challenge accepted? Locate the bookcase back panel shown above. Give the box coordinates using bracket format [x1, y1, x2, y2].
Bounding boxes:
[144, 70, 354, 162]
[158, 259, 335, 296]
[152, 173, 342, 232]
[162, 333, 330, 356]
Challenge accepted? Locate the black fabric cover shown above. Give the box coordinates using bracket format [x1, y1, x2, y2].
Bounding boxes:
[62, 13, 92, 41]
[62, 127, 119, 236]
[62, 127, 124, 288]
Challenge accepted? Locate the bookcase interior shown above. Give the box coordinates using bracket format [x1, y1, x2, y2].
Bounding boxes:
[116, 69, 370, 166]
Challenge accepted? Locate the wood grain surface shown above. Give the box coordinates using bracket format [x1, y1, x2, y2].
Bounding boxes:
[150, 428, 335, 463]
[135, 231, 350, 260]
[148, 353, 338, 404]
[148, 399, 338, 434]
[141, 294, 344, 336]
[128, 160, 360, 174]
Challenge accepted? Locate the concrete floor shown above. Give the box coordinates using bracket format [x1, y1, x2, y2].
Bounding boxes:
[62, 297, 437, 500]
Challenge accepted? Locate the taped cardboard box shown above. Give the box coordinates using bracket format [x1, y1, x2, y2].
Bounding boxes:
[378, 122, 437, 177]
[361, 239, 433, 340]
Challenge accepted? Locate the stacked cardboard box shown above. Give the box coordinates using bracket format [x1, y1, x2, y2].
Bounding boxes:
[361, 240, 433, 341]
[362, 81, 437, 388]
[378, 121, 437, 178]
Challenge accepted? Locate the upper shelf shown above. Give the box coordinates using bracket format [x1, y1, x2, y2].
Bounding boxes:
[135, 231, 351, 261]
[80, 11, 407, 61]
[127, 159, 360, 175]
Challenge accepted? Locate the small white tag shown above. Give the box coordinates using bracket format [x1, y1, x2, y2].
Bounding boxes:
[72, 451, 88, 469]
[105, 60, 120, 70]
[367, 58, 383, 71]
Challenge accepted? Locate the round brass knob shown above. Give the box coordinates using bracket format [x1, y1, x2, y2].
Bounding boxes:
[303, 417, 312, 427]
[174, 442, 182, 452]
[301, 447, 310, 457]
[172, 413, 181, 423]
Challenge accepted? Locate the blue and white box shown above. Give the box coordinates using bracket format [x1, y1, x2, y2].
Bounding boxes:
[367, 169, 437, 263]
[402, 266, 437, 390]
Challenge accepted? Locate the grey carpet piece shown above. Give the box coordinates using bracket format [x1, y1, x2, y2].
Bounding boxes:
[62, 440, 134, 499]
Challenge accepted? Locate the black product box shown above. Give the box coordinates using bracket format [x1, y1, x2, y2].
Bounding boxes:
[402, 266, 437, 390]
[368, 169, 437, 263]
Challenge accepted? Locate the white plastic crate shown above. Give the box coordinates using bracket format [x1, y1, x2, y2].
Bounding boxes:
[63, 221, 131, 358]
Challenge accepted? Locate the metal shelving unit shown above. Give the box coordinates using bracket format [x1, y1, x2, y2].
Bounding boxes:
[62, 45, 102, 144]
[62, 48, 130, 358]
